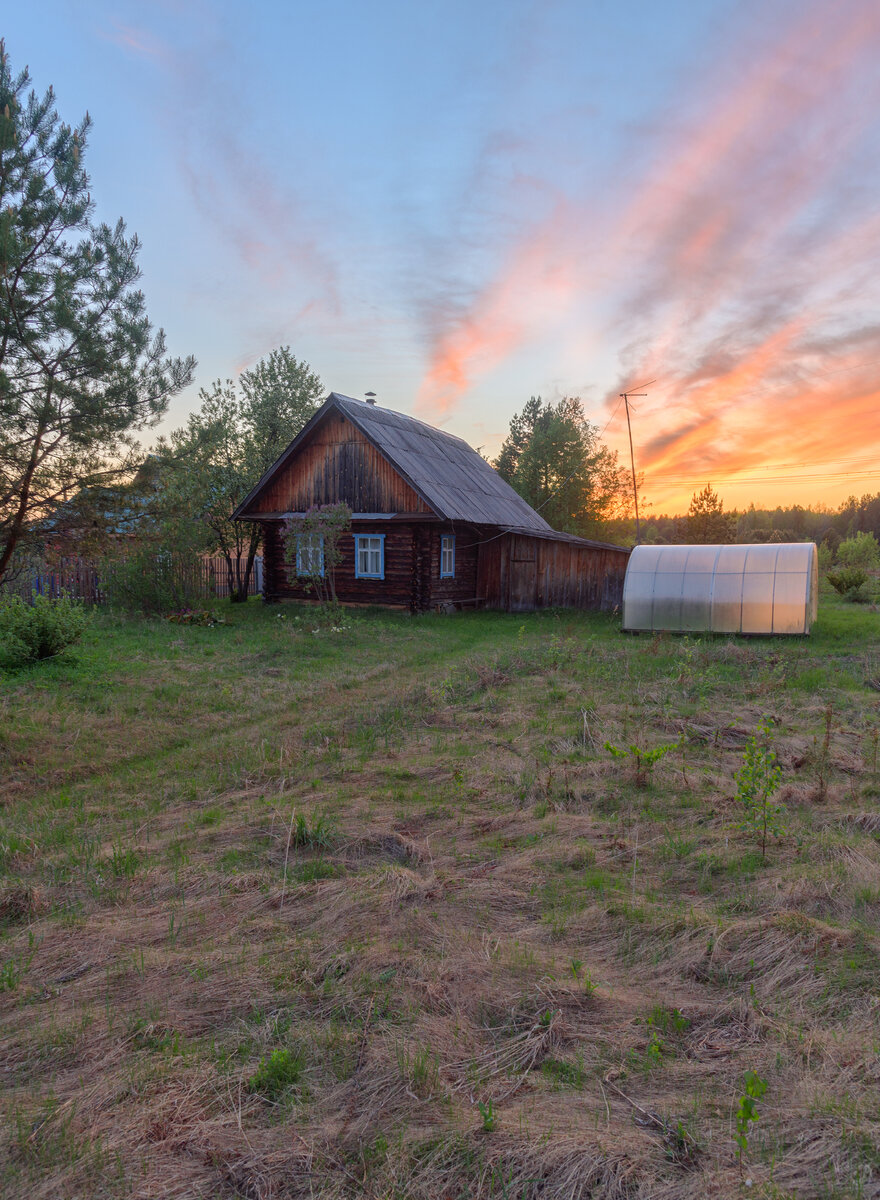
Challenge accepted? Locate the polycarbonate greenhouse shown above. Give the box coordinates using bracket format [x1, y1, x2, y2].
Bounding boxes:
[622, 543, 819, 635]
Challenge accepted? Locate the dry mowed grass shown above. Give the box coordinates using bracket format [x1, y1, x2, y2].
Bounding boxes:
[1, 599, 879, 1199]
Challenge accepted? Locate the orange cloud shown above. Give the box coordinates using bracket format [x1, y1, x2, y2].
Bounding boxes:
[639, 347, 880, 512]
[639, 322, 804, 471]
[415, 0, 880, 511]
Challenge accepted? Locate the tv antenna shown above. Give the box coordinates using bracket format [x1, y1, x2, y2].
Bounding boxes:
[619, 379, 655, 545]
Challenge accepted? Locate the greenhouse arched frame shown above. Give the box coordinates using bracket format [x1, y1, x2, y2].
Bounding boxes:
[621, 543, 819, 635]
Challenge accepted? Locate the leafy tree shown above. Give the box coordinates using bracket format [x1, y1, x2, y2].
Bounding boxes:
[237, 346, 323, 468]
[836, 531, 879, 569]
[734, 1070, 767, 1171]
[821, 529, 841, 560]
[495, 396, 632, 537]
[0, 42, 195, 584]
[638, 494, 879, 549]
[686, 484, 736, 544]
[156, 348, 323, 601]
[838, 492, 880, 542]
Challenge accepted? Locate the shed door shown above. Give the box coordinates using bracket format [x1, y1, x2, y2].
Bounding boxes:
[509, 537, 537, 610]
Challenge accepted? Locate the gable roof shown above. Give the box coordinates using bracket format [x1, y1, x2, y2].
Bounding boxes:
[233, 392, 554, 532]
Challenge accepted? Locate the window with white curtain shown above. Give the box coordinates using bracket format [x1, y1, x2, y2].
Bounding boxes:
[355, 535, 385, 579]
[295, 534, 324, 576]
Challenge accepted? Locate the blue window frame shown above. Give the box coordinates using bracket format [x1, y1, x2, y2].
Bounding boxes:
[295, 533, 324, 577]
[440, 534, 455, 578]
[354, 534, 385, 579]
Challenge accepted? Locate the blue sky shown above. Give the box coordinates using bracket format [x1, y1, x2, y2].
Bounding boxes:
[6, 0, 880, 510]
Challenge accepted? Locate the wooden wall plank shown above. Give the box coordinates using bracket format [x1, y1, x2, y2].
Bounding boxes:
[477, 534, 628, 613]
[243, 411, 432, 517]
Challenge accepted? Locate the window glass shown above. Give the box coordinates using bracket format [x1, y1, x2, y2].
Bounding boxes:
[440, 535, 455, 578]
[355, 535, 384, 578]
[296, 534, 324, 576]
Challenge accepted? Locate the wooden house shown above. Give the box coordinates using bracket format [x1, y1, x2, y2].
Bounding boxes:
[232, 393, 629, 612]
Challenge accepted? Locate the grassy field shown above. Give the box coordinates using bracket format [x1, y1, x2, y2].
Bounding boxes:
[1, 597, 879, 1199]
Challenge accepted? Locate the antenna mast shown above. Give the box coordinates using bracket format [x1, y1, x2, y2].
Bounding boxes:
[618, 380, 654, 546]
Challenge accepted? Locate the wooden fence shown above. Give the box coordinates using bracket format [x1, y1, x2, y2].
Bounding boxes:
[1, 556, 264, 604]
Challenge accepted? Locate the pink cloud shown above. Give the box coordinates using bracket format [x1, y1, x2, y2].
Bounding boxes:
[100, 20, 167, 60]
[412, 0, 880, 510]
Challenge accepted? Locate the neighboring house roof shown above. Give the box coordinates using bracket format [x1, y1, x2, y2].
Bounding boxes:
[42, 485, 153, 541]
[233, 392, 554, 533]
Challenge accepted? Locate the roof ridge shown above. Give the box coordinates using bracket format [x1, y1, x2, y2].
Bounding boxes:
[330, 394, 475, 449]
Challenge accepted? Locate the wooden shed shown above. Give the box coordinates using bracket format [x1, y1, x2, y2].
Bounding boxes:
[232, 393, 629, 612]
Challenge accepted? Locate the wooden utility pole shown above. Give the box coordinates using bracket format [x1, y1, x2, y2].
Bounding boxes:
[619, 381, 654, 546]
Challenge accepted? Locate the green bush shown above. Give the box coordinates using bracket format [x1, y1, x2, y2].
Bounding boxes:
[827, 568, 869, 601]
[0, 593, 90, 668]
[101, 547, 207, 615]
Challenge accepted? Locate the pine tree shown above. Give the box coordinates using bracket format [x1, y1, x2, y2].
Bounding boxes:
[687, 484, 735, 544]
[0, 41, 195, 582]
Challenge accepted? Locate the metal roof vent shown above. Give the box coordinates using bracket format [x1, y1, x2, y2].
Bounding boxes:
[365, 391, 377, 406]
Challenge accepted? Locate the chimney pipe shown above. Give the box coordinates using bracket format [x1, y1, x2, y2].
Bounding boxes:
[365, 391, 377, 406]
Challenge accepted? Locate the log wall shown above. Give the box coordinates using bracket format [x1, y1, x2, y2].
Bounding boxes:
[261, 521, 432, 611]
[263, 520, 628, 613]
[427, 528, 480, 607]
[262, 521, 486, 611]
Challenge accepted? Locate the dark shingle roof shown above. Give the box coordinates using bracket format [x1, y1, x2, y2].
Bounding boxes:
[234, 393, 553, 532]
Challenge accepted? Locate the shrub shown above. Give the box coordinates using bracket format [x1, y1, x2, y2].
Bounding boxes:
[101, 547, 206, 614]
[603, 737, 680, 786]
[826, 568, 869, 601]
[0, 593, 89, 668]
[837, 532, 880, 569]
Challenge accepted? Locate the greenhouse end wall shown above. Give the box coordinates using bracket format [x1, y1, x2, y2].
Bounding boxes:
[622, 543, 818, 635]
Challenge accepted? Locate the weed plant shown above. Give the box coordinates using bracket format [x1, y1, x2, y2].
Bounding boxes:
[247, 1047, 306, 1100]
[735, 719, 785, 858]
[734, 1071, 767, 1172]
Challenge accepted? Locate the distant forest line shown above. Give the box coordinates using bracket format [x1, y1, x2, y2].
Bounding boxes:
[603, 490, 880, 549]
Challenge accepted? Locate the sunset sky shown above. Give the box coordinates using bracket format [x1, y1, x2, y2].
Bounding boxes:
[7, 0, 880, 513]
